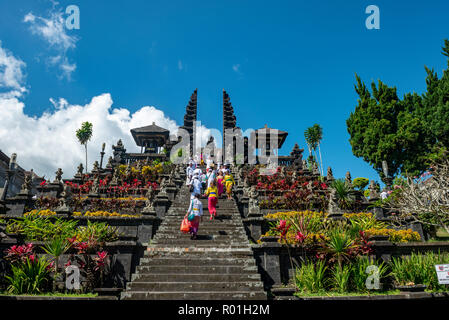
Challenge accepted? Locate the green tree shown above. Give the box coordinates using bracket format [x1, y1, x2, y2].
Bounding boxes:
[304, 124, 324, 175]
[347, 40, 449, 181]
[76, 122, 93, 173]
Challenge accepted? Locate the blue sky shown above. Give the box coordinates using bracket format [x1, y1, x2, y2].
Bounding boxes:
[0, 0, 448, 181]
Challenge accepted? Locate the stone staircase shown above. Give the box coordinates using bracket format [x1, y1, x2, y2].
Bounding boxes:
[121, 183, 266, 300]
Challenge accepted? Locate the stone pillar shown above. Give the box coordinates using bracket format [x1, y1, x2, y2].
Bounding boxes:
[5, 193, 31, 217]
[252, 242, 282, 290]
[240, 196, 249, 218]
[243, 216, 264, 242]
[165, 177, 177, 201]
[153, 191, 170, 218]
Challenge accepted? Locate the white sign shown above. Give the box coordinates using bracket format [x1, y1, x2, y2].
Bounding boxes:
[435, 264, 449, 285]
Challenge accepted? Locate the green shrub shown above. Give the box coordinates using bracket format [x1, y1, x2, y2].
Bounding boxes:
[330, 179, 352, 209]
[350, 256, 389, 292]
[390, 251, 449, 290]
[6, 216, 78, 241]
[76, 220, 119, 243]
[353, 177, 369, 190]
[6, 257, 52, 295]
[295, 259, 328, 293]
[332, 264, 352, 293]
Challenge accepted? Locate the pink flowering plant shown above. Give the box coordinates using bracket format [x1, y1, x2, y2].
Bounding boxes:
[3, 243, 53, 294]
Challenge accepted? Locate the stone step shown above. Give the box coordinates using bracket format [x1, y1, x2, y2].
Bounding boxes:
[151, 238, 249, 244]
[136, 264, 257, 275]
[154, 233, 247, 239]
[131, 273, 262, 282]
[154, 232, 247, 238]
[121, 291, 267, 300]
[144, 248, 254, 257]
[156, 224, 245, 231]
[126, 281, 264, 292]
[150, 242, 250, 247]
[162, 220, 243, 226]
[138, 257, 256, 266]
[154, 231, 247, 238]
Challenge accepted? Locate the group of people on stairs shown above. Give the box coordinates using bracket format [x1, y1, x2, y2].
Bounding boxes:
[182, 156, 235, 240]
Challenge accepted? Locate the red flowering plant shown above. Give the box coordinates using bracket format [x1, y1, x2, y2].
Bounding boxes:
[4, 243, 35, 264]
[34, 195, 60, 210]
[3, 243, 54, 294]
[65, 236, 111, 291]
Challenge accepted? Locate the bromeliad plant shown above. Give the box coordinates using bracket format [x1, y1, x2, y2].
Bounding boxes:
[66, 236, 111, 291]
[4, 244, 54, 295]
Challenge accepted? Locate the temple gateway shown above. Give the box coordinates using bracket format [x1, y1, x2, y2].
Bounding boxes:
[112, 89, 303, 166]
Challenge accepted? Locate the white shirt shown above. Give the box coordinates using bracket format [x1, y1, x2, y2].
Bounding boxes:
[188, 198, 203, 217]
[190, 178, 202, 195]
[206, 158, 213, 169]
[186, 166, 194, 177]
[207, 170, 216, 188]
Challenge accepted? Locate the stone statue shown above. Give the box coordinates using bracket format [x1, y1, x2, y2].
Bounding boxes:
[327, 167, 334, 181]
[54, 168, 63, 184]
[248, 185, 260, 215]
[328, 187, 340, 215]
[302, 159, 308, 170]
[280, 166, 286, 177]
[90, 176, 100, 194]
[136, 160, 143, 172]
[111, 169, 119, 185]
[345, 171, 353, 188]
[368, 180, 380, 200]
[57, 183, 72, 212]
[312, 162, 320, 175]
[142, 186, 156, 214]
[243, 178, 251, 198]
[292, 169, 298, 181]
[92, 161, 100, 172]
[76, 163, 84, 176]
[116, 139, 124, 148]
[20, 173, 32, 195]
[125, 165, 131, 177]
[106, 156, 113, 169]
[160, 178, 168, 190]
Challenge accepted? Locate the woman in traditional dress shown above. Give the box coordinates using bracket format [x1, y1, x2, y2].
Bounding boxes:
[224, 171, 235, 200]
[204, 179, 218, 220]
[216, 171, 224, 197]
[186, 193, 203, 240]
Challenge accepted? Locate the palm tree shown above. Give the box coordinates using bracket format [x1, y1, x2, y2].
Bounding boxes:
[313, 124, 324, 176]
[304, 124, 324, 175]
[76, 121, 93, 173]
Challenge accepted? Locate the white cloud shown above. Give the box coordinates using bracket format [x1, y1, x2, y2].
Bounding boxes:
[0, 41, 27, 97]
[0, 45, 216, 179]
[23, 8, 78, 79]
[232, 64, 241, 74]
[0, 93, 184, 179]
[178, 60, 183, 71]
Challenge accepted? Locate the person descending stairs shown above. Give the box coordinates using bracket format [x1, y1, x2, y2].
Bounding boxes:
[121, 182, 267, 300]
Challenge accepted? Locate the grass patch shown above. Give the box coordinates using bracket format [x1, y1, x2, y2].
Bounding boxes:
[0, 292, 98, 297]
[293, 290, 401, 298]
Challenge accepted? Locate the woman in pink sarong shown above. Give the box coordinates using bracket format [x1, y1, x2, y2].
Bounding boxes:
[216, 171, 224, 197]
[185, 193, 203, 240]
